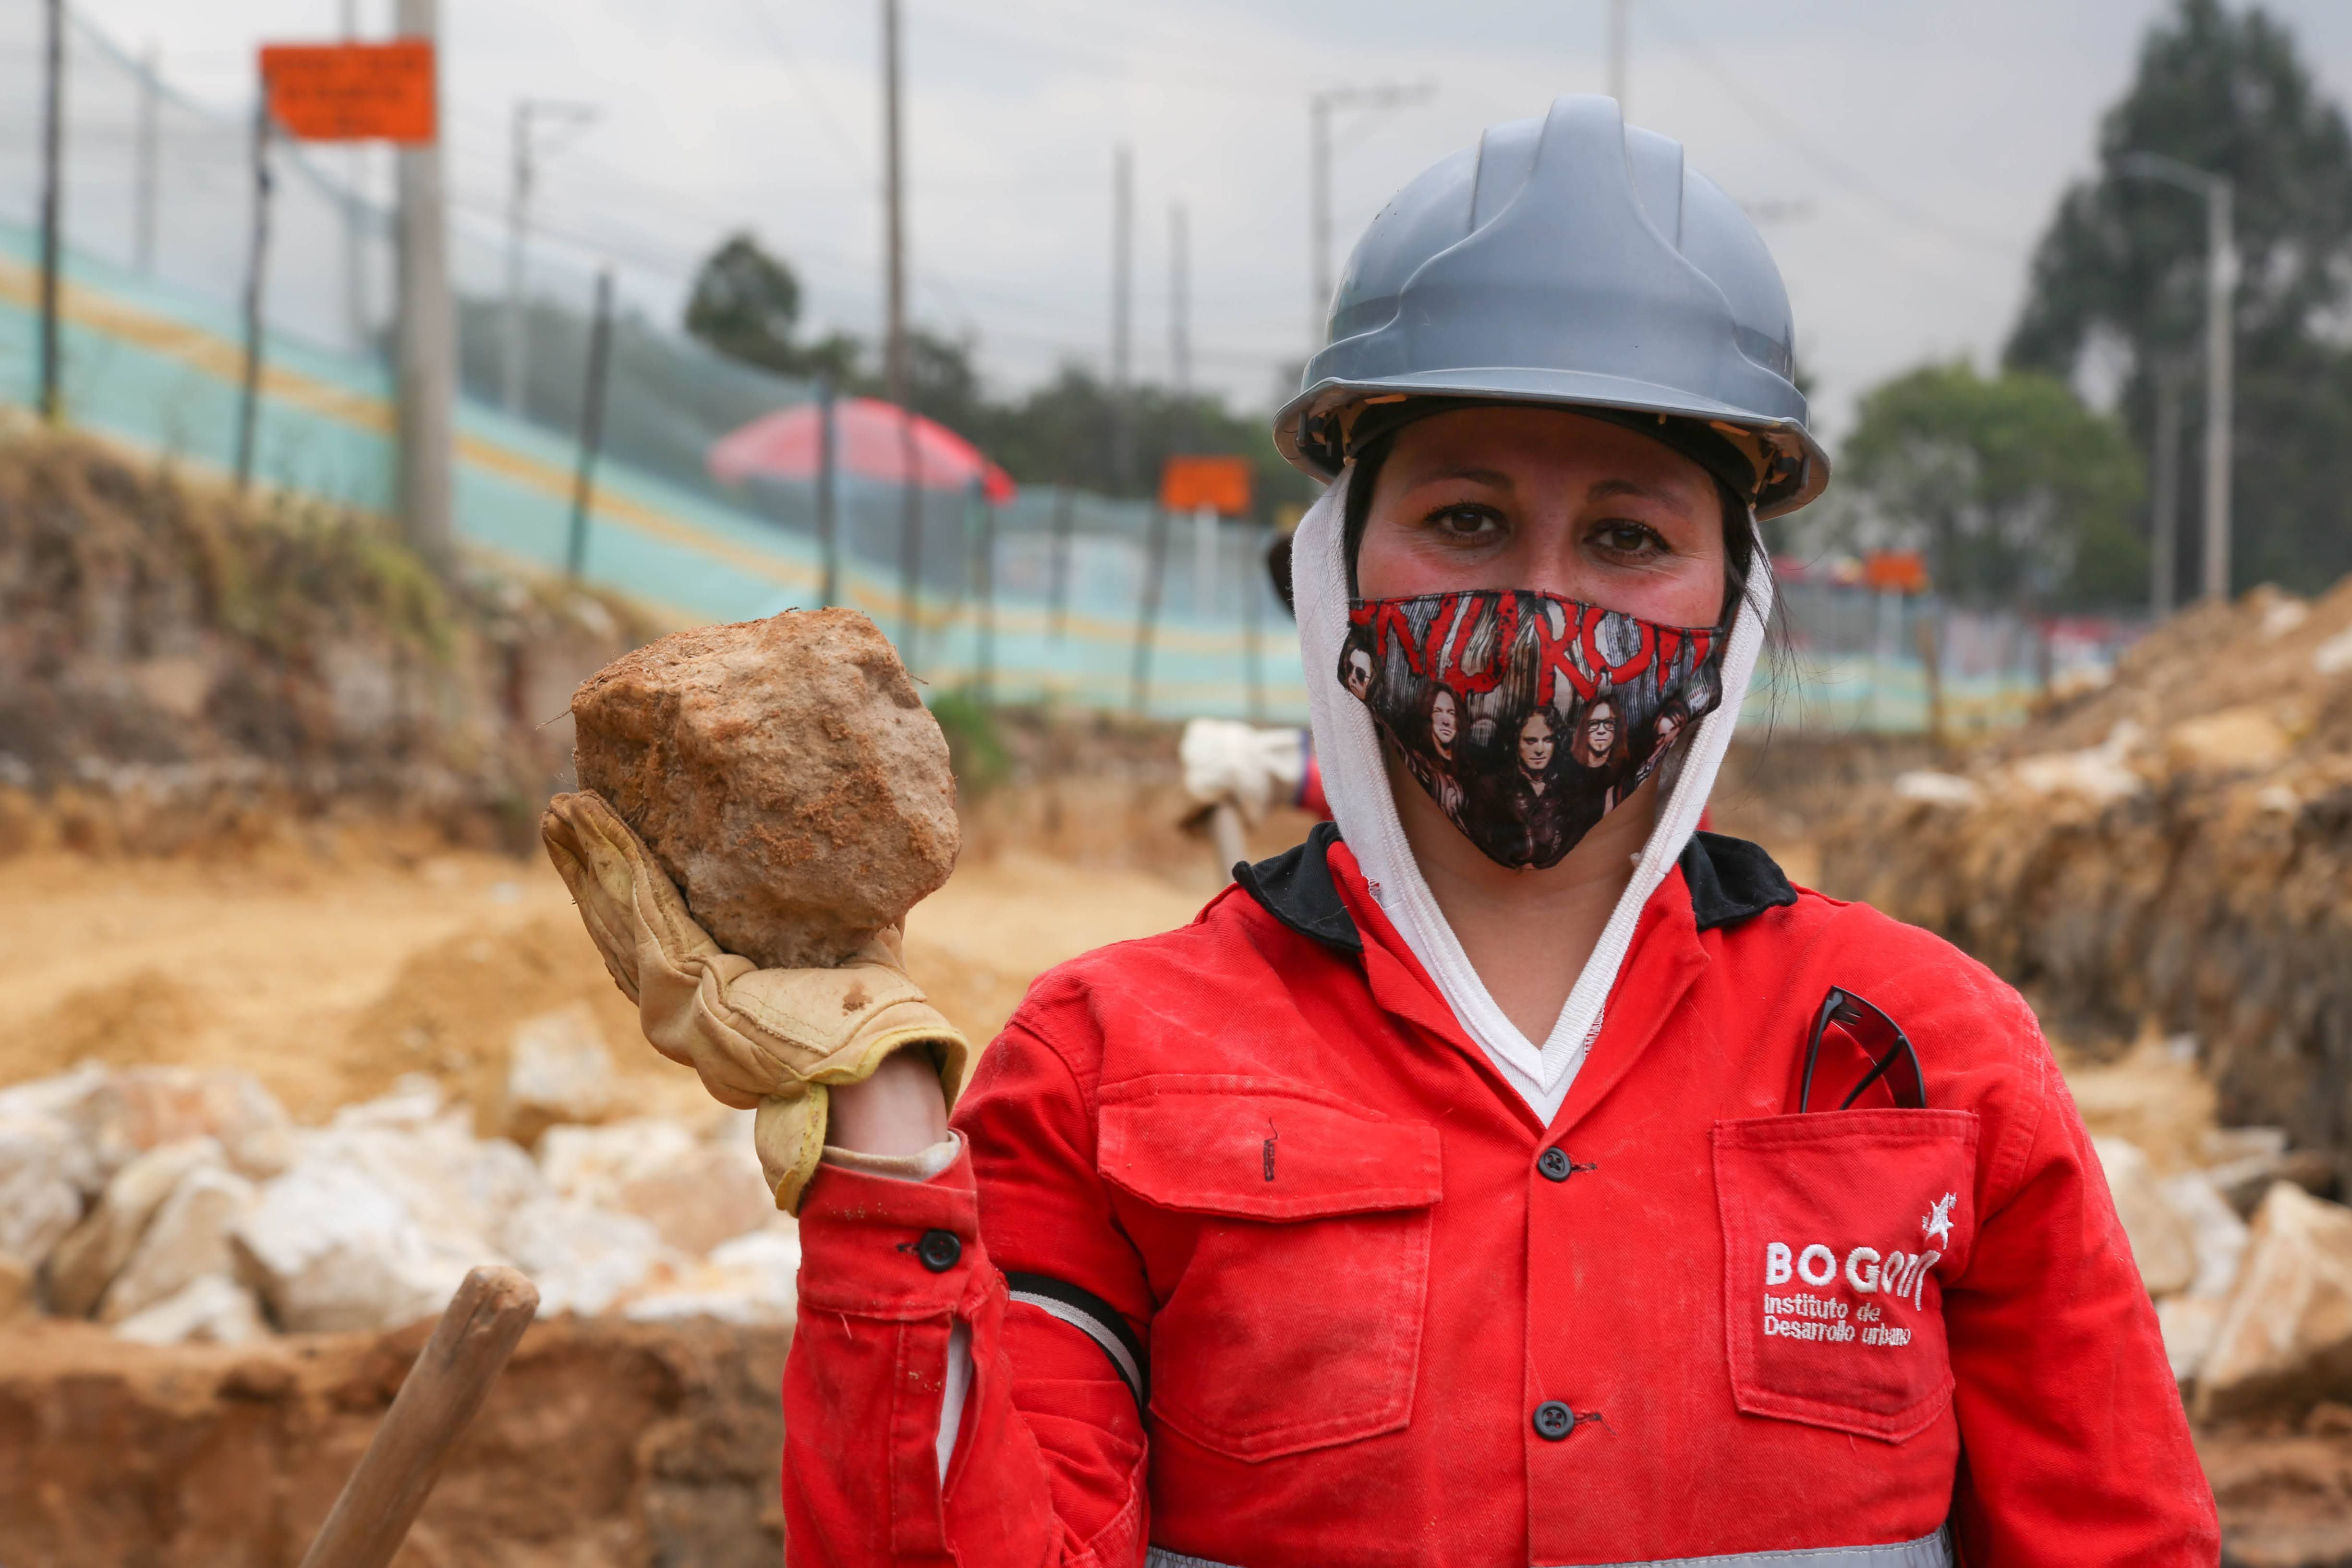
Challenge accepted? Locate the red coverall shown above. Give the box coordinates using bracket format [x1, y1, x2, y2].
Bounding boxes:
[782, 827, 2219, 1567]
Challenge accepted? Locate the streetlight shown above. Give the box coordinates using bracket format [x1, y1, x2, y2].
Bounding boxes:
[1308, 81, 1436, 349]
[2115, 151, 2235, 607]
[503, 99, 599, 416]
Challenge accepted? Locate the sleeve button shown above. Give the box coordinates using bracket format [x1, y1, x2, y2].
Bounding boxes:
[1532, 1400, 1577, 1441]
[916, 1229, 962, 1272]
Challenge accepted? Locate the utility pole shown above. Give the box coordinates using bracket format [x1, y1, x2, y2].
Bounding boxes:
[1110, 144, 1134, 491]
[1607, 0, 1631, 114]
[37, 0, 64, 424]
[882, 0, 907, 413]
[1169, 200, 1191, 397]
[234, 94, 275, 492]
[135, 42, 159, 277]
[1308, 93, 1330, 351]
[566, 267, 614, 579]
[2149, 360, 2183, 619]
[502, 98, 596, 415]
[1307, 82, 1434, 350]
[2118, 151, 2235, 604]
[340, 0, 366, 353]
[2202, 180, 2236, 603]
[881, 0, 922, 661]
[394, 0, 454, 563]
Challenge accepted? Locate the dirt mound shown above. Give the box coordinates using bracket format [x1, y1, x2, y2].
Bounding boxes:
[0, 1314, 789, 1567]
[1818, 578, 2352, 1164]
[334, 913, 714, 1131]
[0, 426, 659, 855]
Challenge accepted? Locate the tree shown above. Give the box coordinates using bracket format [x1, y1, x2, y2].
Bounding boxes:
[684, 233, 859, 381]
[2006, 0, 2352, 596]
[1836, 363, 2146, 610]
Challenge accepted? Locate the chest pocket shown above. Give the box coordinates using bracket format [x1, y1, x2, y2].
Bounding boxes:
[1097, 1075, 1443, 1462]
[1712, 1108, 1980, 1443]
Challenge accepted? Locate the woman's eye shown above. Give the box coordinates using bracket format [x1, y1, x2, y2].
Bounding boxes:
[1429, 506, 1503, 541]
[1591, 520, 1668, 558]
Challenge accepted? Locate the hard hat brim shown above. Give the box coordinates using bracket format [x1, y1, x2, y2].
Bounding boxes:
[1273, 369, 1831, 520]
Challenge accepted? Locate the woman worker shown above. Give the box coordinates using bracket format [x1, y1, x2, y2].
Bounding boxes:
[545, 96, 2215, 1567]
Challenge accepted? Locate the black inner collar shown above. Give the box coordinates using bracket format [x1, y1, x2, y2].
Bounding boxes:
[1234, 823, 1796, 956]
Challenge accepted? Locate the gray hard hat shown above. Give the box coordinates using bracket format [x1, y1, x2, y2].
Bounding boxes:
[1274, 95, 1829, 518]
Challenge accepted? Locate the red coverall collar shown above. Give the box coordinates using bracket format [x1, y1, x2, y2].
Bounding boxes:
[1302, 831, 1720, 1140]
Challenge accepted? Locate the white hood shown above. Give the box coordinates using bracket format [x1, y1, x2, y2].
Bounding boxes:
[1295, 466, 1775, 1120]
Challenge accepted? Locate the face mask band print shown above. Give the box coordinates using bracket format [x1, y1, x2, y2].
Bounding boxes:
[1340, 589, 1726, 872]
[1796, 987, 1927, 1114]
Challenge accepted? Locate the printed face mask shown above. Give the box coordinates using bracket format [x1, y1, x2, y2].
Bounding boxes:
[1340, 590, 1726, 870]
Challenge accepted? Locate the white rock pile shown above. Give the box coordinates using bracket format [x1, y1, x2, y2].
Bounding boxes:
[0, 1009, 797, 1344]
[2093, 1120, 2352, 1419]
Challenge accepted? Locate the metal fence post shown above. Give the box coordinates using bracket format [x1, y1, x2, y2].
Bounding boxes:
[1131, 504, 1169, 715]
[1244, 519, 1267, 721]
[971, 477, 996, 701]
[815, 374, 839, 608]
[234, 97, 275, 492]
[37, 0, 65, 423]
[1048, 484, 1074, 642]
[565, 267, 614, 580]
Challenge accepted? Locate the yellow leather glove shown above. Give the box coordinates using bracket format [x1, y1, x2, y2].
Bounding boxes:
[540, 790, 969, 1214]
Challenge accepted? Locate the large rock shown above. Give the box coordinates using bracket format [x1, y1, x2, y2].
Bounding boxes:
[2157, 1296, 2226, 1385]
[43, 1136, 224, 1318]
[110, 1274, 268, 1346]
[539, 1118, 775, 1255]
[625, 1229, 801, 1325]
[82, 1067, 293, 1181]
[0, 1065, 110, 1155]
[0, 1113, 97, 1275]
[323, 1078, 545, 1253]
[541, 1118, 701, 1209]
[231, 1158, 486, 1333]
[2164, 1170, 2252, 1301]
[101, 1166, 257, 1324]
[500, 1196, 680, 1317]
[500, 1002, 618, 1146]
[2197, 1183, 2352, 1420]
[566, 608, 959, 969]
[2095, 1136, 2198, 1297]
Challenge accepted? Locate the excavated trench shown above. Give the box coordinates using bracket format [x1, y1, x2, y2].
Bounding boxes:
[1814, 583, 2352, 1171]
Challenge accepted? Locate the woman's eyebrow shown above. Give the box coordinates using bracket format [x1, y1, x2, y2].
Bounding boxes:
[1587, 478, 1667, 503]
[1413, 465, 1514, 489]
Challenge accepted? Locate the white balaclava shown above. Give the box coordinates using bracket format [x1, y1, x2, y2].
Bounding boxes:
[1294, 464, 1774, 1120]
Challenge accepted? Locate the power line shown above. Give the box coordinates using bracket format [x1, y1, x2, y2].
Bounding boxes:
[1644, 1, 2015, 257]
[733, 0, 877, 190]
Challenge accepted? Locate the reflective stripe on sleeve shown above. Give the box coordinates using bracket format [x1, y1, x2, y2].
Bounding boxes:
[1146, 1527, 1953, 1568]
[1003, 1270, 1148, 1412]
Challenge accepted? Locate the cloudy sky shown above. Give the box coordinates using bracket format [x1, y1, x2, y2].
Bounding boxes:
[48, 0, 2352, 438]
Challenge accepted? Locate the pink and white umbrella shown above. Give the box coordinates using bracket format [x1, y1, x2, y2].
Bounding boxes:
[707, 395, 1017, 505]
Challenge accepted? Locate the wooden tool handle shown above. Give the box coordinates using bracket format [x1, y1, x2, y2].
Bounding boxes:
[298, 1264, 540, 1568]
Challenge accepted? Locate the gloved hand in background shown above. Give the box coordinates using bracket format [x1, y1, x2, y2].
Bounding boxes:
[541, 790, 968, 1213]
[1178, 719, 1308, 828]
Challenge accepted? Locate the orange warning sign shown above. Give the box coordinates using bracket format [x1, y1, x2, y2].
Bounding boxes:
[1861, 549, 1930, 594]
[260, 41, 436, 143]
[1160, 455, 1254, 517]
